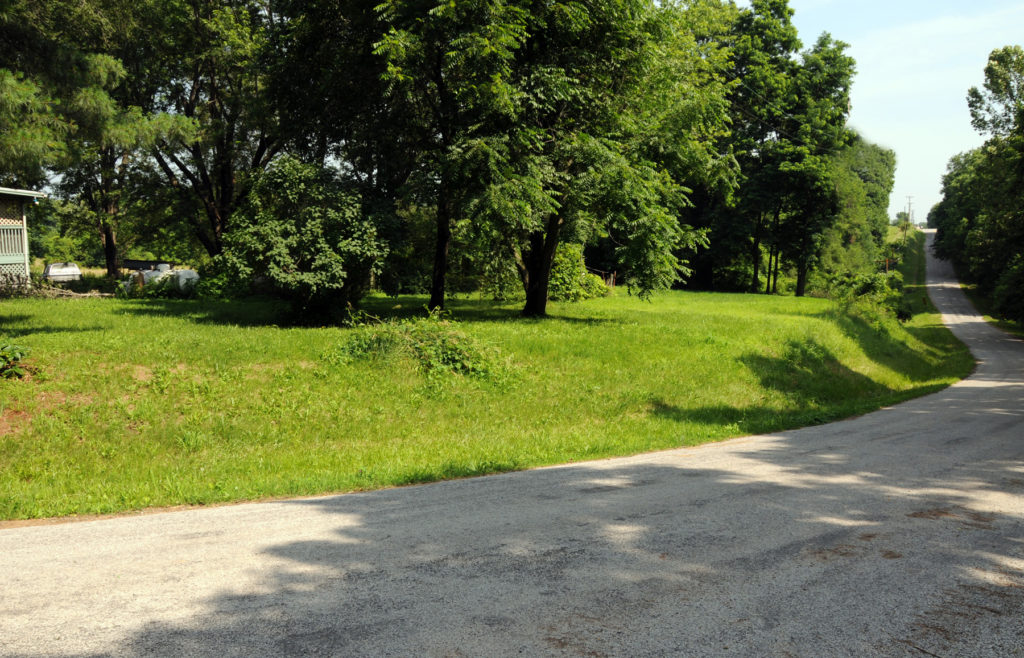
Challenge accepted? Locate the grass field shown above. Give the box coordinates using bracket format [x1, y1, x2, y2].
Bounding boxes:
[0, 236, 973, 520]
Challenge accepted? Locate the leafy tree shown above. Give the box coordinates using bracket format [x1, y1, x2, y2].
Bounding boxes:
[934, 44, 1024, 324]
[220, 156, 387, 319]
[463, 0, 729, 316]
[967, 45, 1024, 137]
[139, 0, 285, 257]
[816, 135, 895, 283]
[0, 0, 120, 185]
[930, 149, 985, 269]
[713, 0, 803, 293]
[372, 0, 528, 310]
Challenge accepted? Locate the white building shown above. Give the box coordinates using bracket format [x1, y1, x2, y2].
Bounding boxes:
[0, 187, 46, 284]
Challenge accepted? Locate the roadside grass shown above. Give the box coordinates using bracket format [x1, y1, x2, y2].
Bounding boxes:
[1, 275, 972, 519]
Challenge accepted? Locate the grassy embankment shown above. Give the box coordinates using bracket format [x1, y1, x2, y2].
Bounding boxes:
[1, 238, 972, 519]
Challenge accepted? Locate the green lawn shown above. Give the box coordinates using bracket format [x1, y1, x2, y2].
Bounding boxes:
[1, 276, 972, 520]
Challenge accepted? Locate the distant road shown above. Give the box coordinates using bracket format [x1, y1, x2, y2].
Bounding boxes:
[2, 230, 1022, 657]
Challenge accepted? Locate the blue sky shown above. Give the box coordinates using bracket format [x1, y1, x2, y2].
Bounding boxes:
[738, 0, 1024, 220]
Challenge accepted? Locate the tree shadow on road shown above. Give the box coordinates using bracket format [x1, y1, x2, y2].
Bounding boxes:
[92, 374, 1024, 656]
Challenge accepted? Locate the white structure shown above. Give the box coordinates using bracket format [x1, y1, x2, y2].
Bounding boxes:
[0, 187, 46, 284]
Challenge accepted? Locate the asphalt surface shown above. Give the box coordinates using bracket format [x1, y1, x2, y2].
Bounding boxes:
[2, 232, 1022, 657]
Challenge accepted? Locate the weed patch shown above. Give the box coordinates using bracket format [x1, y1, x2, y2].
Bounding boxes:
[325, 314, 513, 384]
[0, 344, 31, 379]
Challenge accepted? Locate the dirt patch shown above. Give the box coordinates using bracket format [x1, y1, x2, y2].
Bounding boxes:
[809, 544, 860, 561]
[36, 391, 94, 408]
[894, 572, 1024, 656]
[908, 508, 957, 520]
[0, 408, 29, 435]
[133, 365, 153, 382]
[907, 506, 997, 529]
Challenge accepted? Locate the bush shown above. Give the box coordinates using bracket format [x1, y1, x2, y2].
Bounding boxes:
[194, 262, 251, 300]
[826, 270, 906, 327]
[325, 311, 509, 383]
[549, 243, 610, 302]
[221, 156, 387, 321]
[828, 271, 902, 308]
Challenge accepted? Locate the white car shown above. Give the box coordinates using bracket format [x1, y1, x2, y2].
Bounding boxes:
[42, 262, 82, 283]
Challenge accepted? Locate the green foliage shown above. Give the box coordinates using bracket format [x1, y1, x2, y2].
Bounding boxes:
[549, 244, 610, 302]
[687, 1, 865, 296]
[221, 156, 387, 320]
[0, 69, 66, 185]
[933, 46, 1024, 326]
[826, 270, 906, 326]
[815, 134, 896, 282]
[968, 45, 1024, 137]
[0, 343, 30, 379]
[993, 256, 1024, 325]
[326, 312, 507, 383]
[193, 263, 250, 301]
[480, 258, 524, 302]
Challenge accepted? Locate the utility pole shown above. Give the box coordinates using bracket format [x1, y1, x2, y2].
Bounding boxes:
[901, 195, 914, 248]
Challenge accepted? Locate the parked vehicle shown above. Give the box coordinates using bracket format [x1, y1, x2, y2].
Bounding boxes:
[42, 262, 82, 283]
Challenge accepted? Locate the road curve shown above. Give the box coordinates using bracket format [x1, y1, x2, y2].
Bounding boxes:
[2, 232, 1022, 657]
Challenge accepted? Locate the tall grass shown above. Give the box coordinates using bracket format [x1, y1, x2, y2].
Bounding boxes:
[0, 279, 972, 519]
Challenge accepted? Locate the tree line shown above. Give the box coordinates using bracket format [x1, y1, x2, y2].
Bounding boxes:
[1, 0, 896, 318]
[930, 45, 1024, 326]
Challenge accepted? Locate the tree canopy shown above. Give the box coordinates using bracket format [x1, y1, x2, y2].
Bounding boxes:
[4, 0, 898, 319]
[932, 44, 1024, 325]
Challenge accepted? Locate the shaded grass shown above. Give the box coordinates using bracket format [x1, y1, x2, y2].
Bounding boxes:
[958, 284, 1024, 340]
[0, 282, 972, 520]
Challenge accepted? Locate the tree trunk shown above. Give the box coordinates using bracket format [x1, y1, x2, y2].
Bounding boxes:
[521, 214, 563, 317]
[750, 212, 763, 292]
[427, 48, 456, 312]
[795, 263, 808, 297]
[428, 179, 451, 311]
[772, 255, 780, 294]
[100, 222, 118, 278]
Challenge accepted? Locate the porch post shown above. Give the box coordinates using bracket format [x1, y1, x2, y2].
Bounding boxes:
[20, 199, 30, 282]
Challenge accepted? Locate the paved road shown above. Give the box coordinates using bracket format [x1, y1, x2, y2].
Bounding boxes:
[2, 233, 1022, 657]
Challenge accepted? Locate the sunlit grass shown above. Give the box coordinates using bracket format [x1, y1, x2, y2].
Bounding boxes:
[0, 274, 972, 519]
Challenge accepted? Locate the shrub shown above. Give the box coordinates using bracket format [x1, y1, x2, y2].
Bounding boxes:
[549, 243, 610, 302]
[828, 271, 902, 310]
[325, 312, 509, 383]
[194, 262, 251, 300]
[221, 156, 387, 321]
[825, 270, 907, 328]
